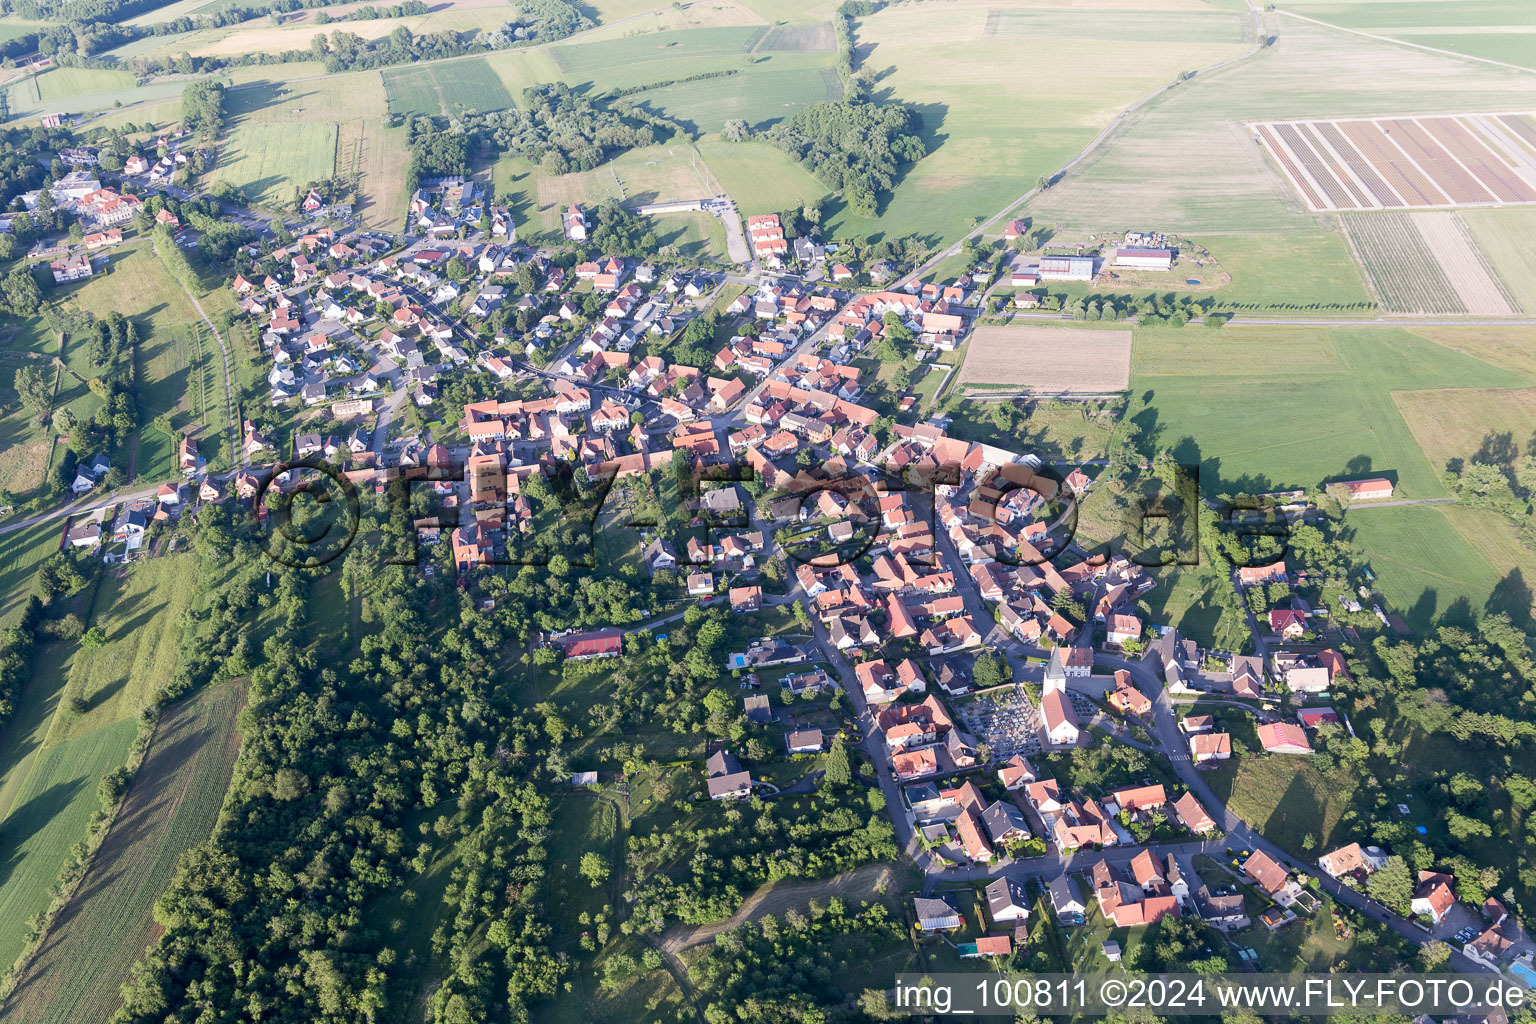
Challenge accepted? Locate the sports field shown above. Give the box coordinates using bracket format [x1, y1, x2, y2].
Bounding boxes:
[211, 121, 337, 207]
[1128, 324, 1524, 496]
[6, 680, 247, 1024]
[382, 57, 514, 117]
[958, 325, 1132, 392]
[694, 139, 828, 213]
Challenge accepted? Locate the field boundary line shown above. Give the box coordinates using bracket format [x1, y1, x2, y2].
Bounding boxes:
[1275, 8, 1536, 77]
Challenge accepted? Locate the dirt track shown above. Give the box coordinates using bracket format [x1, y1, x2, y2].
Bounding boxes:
[658, 862, 898, 954]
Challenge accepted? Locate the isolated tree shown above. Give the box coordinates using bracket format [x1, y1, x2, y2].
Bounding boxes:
[822, 735, 852, 789]
[722, 119, 750, 142]
[578, 851, 608, 887]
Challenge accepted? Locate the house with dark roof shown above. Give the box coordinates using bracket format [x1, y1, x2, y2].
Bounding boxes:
[705, 749, 753, 800]
[986, 877, 1030, 924]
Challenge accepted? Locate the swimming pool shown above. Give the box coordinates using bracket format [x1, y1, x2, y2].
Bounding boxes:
[1510, 962, 1536, 990]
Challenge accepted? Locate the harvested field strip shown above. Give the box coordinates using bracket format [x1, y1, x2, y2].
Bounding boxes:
[1339, 120, 1447, 206]
[957, 325, 1131, 392]
[5, 680, 248, 1024]
[1315, 121, 1404, 207]
[1407, 211, 1515, 315]
[1344, 213, 1465, 315]
[1422, 116, 1536, 201]
[1383, 118, 1493, 204]
[1259, 125, 1325, 210]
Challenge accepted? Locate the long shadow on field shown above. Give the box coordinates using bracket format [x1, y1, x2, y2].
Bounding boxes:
[1487, 570, 1534, 631]
[0, 779, 88, 891]
[40, 715, 217, 929]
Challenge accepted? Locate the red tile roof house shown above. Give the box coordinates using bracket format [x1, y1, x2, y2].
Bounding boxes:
[729, 585, 762, 612]
[1189, 732, 1232, 764]
[555, 628, 623, 661]
[1268, 608, 1307, 639]
[1341, 477, 1393, 500]
[1242, 849, 1292, 898]
[1257, 722, 1313, 754]
[1411, 871, 1457, 924]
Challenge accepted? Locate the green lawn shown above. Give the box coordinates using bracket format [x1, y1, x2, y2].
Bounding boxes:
[1127, 325, 1523, 497]
[51, 555, 200, 745]
[382, 57, 515, 117]
[210, 120, 337, 208]
[5, 679, 247, 1024]
[1345, 503, 1518, 630]
[1207, 754, 1360, 857]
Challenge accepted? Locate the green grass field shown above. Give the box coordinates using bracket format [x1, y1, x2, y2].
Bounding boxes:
[648, 209, 729, 260]
[0, 716, 138, 969]
[52, 556, 200, 745]
[0, 520, 60, 626]
[634, 65, 840, 133]
[5, 679, 247, 1024]
[1208, 753, 1359, 855]
[1194, 230, 1374, 310]
[35, 67, 135, 102]
[1346, 503, 1523, 630]
[1128, 325, 1523, 497]
[695, 138, 828, 214]
[210, 120, 336, 207]
[549, 26, 768, 77]
[382, 57, 515, 117]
